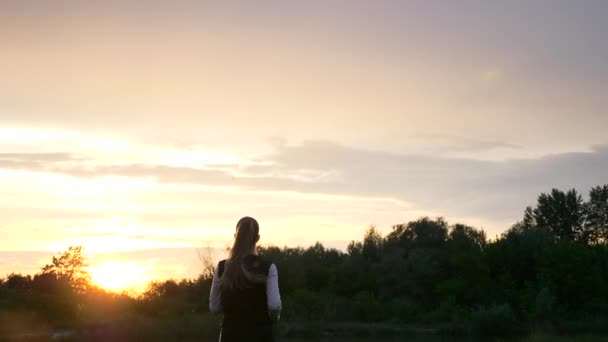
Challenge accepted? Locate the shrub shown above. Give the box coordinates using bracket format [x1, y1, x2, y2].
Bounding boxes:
[351, 291, 386, 322]
[469, 304, 525, 337]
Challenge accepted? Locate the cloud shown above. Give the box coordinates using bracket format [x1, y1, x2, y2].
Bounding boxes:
[75, 231, 198, 245]
[0, 153, 74, 161]
[56, 164, 233, 185]
[253, 141, 608, 221]
[410, 133, 521, 153]
[3, 1, 608, 158]
[1, 142, 606, 227]
[0, 152, 77, 170]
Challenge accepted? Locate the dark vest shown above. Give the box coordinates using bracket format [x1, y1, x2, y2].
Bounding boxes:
[218, 255, 273, 336]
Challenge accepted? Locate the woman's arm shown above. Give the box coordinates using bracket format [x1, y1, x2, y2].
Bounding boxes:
[209, 265, 223, 314]
[266, 263, 282, 321]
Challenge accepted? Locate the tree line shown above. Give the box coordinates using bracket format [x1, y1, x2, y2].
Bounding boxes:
[1, 185, 607, 338]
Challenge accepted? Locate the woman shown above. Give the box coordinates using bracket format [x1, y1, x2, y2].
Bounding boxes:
[209, 217, 282, 342]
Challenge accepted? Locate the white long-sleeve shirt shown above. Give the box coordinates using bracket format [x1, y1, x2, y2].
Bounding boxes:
[209, 263, 282, 320]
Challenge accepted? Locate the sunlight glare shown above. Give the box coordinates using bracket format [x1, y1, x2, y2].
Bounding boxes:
[88, 260, 155, 293]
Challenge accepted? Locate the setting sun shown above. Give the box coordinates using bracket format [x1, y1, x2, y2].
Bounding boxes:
[88, 260, 155, 293]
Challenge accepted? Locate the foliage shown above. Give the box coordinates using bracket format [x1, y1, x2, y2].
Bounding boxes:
[534, 189, 585, 242]
[586, 185, 608, 243]
[1, 184, 608, 338]
[468, 304, 522, 337]
[41, 245, 90, 294]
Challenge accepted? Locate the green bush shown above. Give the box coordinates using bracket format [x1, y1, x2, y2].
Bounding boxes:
[420, 297, 462, 323]
[390, 297, 421, 322]
[534, 287, 556, 322]
[469, 303, 525, 337]
[351, 291, 386, 322]
[283, 289, 325, 321]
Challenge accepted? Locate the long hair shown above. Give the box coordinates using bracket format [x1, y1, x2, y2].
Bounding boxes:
[221, 216, 260, 291]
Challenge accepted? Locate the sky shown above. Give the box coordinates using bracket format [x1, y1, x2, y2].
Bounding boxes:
[1, 1, 607, 291]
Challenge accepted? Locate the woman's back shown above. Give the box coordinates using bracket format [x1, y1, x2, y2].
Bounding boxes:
[217, 255, 273, 329]
[209, 217, 281, 342]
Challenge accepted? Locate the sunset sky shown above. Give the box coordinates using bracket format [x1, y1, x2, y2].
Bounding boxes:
[1, 1, 607, 291]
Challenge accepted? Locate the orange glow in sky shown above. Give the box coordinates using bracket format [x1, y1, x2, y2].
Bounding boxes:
[87, 260, 155, 293]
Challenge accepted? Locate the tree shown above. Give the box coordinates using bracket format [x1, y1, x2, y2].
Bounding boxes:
[533, 189, 585, 242]
[362, 226, 383, 261]
[409, 217, 448, 248]
[585, 185, 608, 244]
[522, 206, 536, 230]
[4, 273, 32, 290]
[443, 224, 490, 306]
[385, 217, 448, 250]
[41, 246, 90, 293]
[197, 246, 216, 281]
[448, 224, 487, 252]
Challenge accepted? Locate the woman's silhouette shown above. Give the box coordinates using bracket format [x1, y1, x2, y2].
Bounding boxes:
[209, 217, 282, 342]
